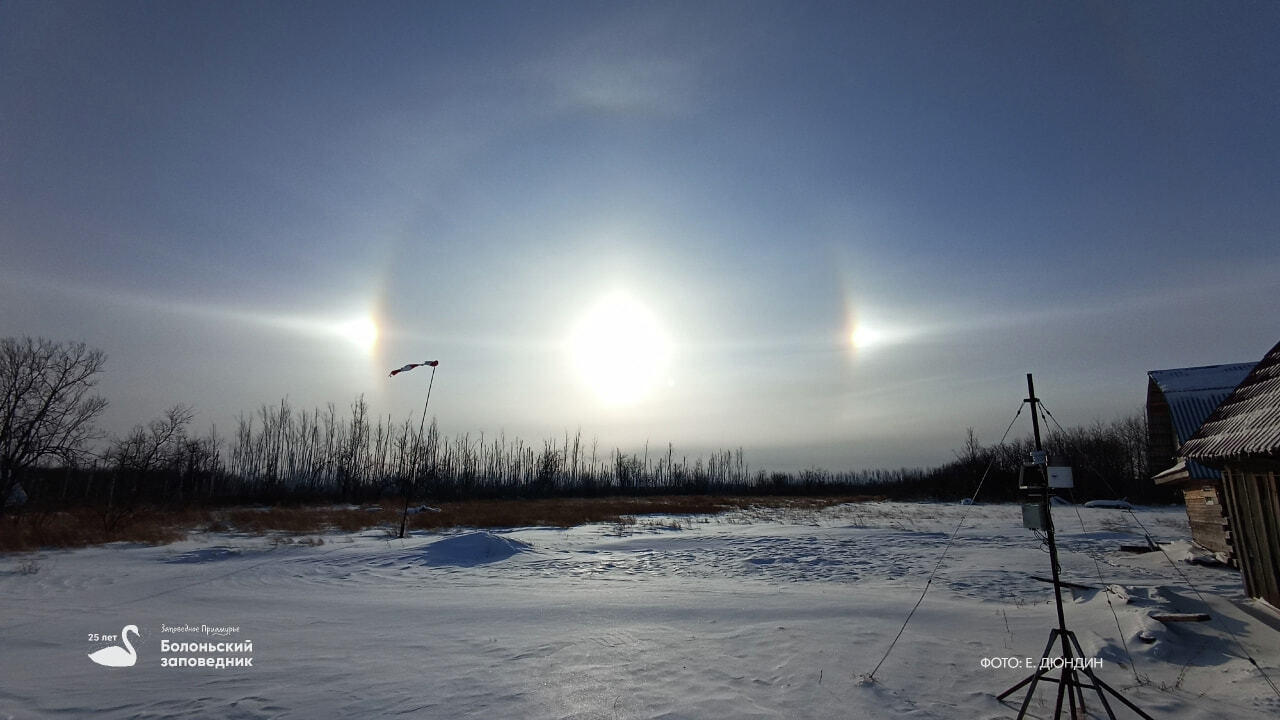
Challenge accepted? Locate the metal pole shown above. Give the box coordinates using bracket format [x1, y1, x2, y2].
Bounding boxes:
[399, 365, 437, 539]
[1027, 373, 1078, 717]
[1027, 373, 1043, 453]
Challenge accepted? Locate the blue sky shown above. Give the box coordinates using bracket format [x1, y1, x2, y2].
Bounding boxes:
[2, 1, 1277, 470]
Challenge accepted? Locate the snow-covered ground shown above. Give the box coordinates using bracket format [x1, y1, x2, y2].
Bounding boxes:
[3, 502, 1278, 719]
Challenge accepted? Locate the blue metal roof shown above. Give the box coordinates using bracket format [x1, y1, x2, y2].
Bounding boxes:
[1149, 362, 1255, 397]
[1148, 362, 1255, 480]
[1149, 362, 1255, 444]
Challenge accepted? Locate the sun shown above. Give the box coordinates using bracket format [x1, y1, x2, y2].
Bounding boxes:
[847, 315, 916, 355]
[568, 292, 672, 405]
[337, 316, 379, 354]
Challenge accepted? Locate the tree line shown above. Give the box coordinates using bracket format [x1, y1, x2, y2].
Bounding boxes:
[884, 416, 1167, 503]
[2, 337, 1169, 516]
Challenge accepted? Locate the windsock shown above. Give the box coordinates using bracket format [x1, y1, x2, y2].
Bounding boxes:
[389, 360, 439, 377]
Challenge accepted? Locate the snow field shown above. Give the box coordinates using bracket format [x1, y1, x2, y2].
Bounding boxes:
[2, 502, 1278, 719]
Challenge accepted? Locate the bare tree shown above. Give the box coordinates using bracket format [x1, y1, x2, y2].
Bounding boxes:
[110, 404, 194, 478]
[1, 337, 108, 510]
[104, 404, 193, 531]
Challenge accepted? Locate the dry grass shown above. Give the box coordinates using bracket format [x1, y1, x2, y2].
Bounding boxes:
[0, 494, 882, 552]
[0, 507, 193, 552]
[219, 506, 393, 534]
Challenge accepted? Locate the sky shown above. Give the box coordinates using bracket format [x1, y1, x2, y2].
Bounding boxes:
[2, 0, 1278, 472]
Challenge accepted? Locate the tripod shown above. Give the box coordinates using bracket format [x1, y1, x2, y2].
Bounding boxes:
[997, 375, 1154, 720]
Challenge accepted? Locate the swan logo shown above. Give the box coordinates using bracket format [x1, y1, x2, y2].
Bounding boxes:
[88, 624, 139, 668]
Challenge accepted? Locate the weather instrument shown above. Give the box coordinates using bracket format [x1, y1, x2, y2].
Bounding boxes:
[998, 374, 1154, 720]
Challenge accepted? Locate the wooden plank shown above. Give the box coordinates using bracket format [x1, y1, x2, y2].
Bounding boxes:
[1149, 612, 1211, 623]
[1252, 467, 1280, 607]
[1235, 466, 1273, 604]
[1222, 467, 1262, 600]
[1030, 575, 1096, 591]
[1120, 535, 1159, 554]
[1184, 485, 1232, 554]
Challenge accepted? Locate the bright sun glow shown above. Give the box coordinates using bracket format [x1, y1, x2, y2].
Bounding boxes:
[849, 318, 916, 354]
[568, 292, 672, 406]
[337, 316, 379, 354]
[850, 324, 887, 350]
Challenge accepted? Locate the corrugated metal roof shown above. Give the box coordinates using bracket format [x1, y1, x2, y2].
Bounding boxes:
[1182, 340, 1280, 461]
[1147, 362, 1254, 446]
[1149, 362, 1256, 394]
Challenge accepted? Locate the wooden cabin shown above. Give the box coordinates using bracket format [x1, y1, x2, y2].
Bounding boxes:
[1181, 340, 1280, 609]
[1147, 363, 1254, 558]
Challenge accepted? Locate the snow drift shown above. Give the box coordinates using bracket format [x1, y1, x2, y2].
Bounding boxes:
[423, 531, 532, 566]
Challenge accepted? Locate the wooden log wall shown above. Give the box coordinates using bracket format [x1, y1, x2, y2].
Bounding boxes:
[1183, 484, 1233, 559]
[1220, 464, 1280, 608]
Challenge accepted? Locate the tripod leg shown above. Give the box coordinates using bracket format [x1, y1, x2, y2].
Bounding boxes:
[1076, 670, 1089, 719]
[1054, 665, 1069, 719]
[1066, 632, 1117, 719]
[1000, 630, 1059, 699]
[1000, 630, 1060, 719]
[1015, 665, 1053, 719]
[1066, 667, 1085, 720]
[1087, 670, 1156, 720]
[999, 668, 1040, 699]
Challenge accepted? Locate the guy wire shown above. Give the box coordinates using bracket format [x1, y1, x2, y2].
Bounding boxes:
[864, 401, 1024, 683]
